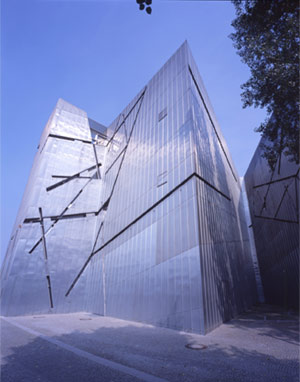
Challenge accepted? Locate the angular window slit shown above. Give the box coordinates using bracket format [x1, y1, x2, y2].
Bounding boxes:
[102, 198, 110, 211]
[106, 89, 146, 147]
[50, 213, 87, 221]
[52, 175, 91, 179]
[29, 175, 96, 254]
[157, 171, 168, 187]
[39, 207, 54, 309]
[158, 108, 167, 122]
[47, 163, 101, 192]
[49, 133, 91, 144]
[157, 181, 167, 188]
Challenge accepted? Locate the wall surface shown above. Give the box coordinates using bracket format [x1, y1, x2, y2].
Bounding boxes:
[1, 42, 258, 333]
[244, 136, 299, 310]
[1, 99, 106, 315]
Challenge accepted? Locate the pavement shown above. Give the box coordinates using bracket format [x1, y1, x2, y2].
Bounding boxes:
[1, 305, 299, 382]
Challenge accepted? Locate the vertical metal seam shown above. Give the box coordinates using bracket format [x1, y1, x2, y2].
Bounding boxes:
[102, 254, 106, 316]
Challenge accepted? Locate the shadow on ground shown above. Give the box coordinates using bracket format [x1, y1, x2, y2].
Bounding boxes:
[226, 304, 299, 346]
[1, 306, 299, 382]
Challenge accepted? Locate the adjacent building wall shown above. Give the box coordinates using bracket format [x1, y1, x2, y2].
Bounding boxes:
[244, 136, 299, 310]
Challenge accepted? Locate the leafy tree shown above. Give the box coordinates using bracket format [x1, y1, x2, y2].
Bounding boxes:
[230, 0, 299, 169]
[136, 0, 152, 14]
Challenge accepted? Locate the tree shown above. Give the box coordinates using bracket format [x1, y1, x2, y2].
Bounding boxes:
[136, 0, 152, 14]
[230, 0, 299, 169]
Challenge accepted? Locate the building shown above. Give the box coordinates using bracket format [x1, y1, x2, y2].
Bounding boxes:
[244, 135, 299, 310]
[1, 42, 258, 334]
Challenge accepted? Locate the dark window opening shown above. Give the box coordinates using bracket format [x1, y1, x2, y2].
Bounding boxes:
[157, 171, 168, 187]
[158, 108, 167, 122]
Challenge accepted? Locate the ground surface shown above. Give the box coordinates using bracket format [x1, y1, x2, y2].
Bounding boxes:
[1, 305, 299, 382]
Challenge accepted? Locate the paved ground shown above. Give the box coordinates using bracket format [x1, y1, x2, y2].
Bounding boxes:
[1, 305, 299, 382]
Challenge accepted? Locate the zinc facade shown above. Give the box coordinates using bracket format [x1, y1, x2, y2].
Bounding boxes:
[1, 99, 107, 316]
[1, 42, 258, 333]
[244, 136, 299, 309]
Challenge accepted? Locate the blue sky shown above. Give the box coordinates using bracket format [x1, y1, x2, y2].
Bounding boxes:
[1, 0, 266, 261]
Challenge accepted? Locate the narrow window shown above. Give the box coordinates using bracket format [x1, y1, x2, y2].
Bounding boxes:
[158, 107, 167, 122]
[157, 171, 167, 187]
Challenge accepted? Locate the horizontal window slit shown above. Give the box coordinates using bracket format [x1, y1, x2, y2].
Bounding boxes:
[157, 181, 167, 188]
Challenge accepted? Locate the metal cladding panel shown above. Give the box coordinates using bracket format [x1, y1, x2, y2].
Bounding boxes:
[82, 42, 205, 332]
[195, 177, 257, 333]
[187, 47, 239, 184]
[85, 178, 204, 333]
[244, 136, 299, 309]
[83, 42, 257, 333]
[99, 43, 194, 247]
[1, 99, 105, 315]
[186, 44, 257, 332]
[2, 42, 257, 334]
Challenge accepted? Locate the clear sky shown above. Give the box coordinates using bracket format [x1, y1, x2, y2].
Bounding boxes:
[1, 0, 266, 262]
